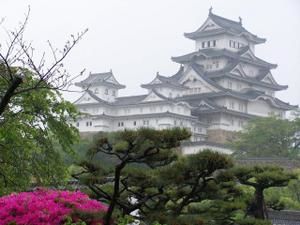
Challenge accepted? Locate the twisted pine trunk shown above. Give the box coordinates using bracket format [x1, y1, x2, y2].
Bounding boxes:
[103, 162, 125, 225]
[253, 187, 265, 219]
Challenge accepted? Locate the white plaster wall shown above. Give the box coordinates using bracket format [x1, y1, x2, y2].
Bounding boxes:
[181, 144, 233, 155]
[216, 78, 250, 91]
[89, 86, 118, 102]
[247, 99, 284, 117]
[75, 117, 112, 132]
[154, 87, 183, 98]
[241, 63, 260, 77]
[195, 58, 228, 72]
[195, 34, 252, 52]
[195, 34, 225, 51]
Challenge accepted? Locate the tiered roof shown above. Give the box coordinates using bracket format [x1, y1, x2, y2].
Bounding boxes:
[184, 10, 266, 44]
[75, 71, 126, 89]
[141, 66, 187, 90]
[141, 61, 295, 112]
[172, 46, 277, 69]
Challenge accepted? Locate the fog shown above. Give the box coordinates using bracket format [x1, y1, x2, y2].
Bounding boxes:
[1, 0, 300, 107]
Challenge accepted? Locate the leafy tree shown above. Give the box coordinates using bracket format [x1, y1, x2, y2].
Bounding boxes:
[232, 165, 296, 219]
[73, 128, 191, 225]
[231, 117, 300, 158]
[146, 150, 235, 225]
[0, 9, 87, 194]
[73, 130, 278, 225]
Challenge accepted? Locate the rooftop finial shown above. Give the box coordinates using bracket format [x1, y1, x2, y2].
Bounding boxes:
[156, 71, 159, 76]
[239, 16, 242, 25]
[110, 68, 112, 73]
[209, 6, 213, 14]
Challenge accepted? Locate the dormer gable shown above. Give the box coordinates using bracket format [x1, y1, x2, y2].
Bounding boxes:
[105, 74, 120, 85]
[196, 18, 222, 32]
[230, 64, 247, 77]
[240, 48, 256, 60]
[150, 77, 163, 85]
[198, 99, 216, 110]
[262, 73, 278, 85]
[74, 91, 101, 105]
[141, 91, 165, 103]
[179, 65, 220, 93]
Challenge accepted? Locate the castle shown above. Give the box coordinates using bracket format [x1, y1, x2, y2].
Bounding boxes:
[73, 9, 296, 154]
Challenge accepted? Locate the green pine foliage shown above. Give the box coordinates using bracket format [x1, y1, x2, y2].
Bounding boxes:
[232, 165, 296, 219]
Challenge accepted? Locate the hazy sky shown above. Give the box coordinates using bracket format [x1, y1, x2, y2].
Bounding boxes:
[1, 0, 300, 106]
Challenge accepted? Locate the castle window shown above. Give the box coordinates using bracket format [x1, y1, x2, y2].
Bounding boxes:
[112, 90, 116, 96]
[237, 83, 242, 90]
[133, 121, 137, 126]
[229, 40, 232, 47]
[238, 120, 244, 127]
[76, 122, 79, 127]
[86, 122, 89, 126]
[174, 120, 177, 126]
[202, 42, 205, 48]
[206, 64, 213, 70]
[213, 40, 216, 47]
[227, 81, 232, 89]
[105, 88, 108, 95]
[89, 121, 92, 126]
[230, 119, 234, 126]
[207, 41, 210, 47]
[143, 120, 149, 126]
[238, 103, 244, 112]
[229, 101, 235, 109]
[213, 60, 219, 68]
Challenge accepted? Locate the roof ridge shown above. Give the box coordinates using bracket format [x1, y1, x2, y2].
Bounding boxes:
[209, 12, 241, 26]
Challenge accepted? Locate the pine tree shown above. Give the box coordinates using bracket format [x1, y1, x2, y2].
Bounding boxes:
[232, 165, 296, 219]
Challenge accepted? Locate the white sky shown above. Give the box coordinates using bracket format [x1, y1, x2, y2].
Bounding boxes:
[1, 0, 300, 106]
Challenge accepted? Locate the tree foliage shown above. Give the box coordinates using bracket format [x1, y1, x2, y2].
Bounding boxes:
[0, 10, 86, 194]
[73, 128, 191, 225]
[232, 116, 300, 158]
[232, 165, 296, 219]
[73, 129, 276, 225]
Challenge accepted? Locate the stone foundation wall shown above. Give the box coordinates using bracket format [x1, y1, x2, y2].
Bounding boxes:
[207, 129, 238, 144]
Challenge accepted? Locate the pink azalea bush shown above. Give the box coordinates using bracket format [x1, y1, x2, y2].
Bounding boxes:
[0, 189, 108, 225]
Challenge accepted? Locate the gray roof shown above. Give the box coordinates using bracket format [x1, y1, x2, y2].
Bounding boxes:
[207, 70, 288, 91]
[78, 89, 179, 107]
[114, 94, 148, 105]
[181, 140, 227, 148]
[177, 87, 296, 111]
[88, 111, 199, 121]
[141, 66, 187, 90]
[172, 47, 277, 69]
[75, 71, 126, 89]
[184, 12, 266, 44]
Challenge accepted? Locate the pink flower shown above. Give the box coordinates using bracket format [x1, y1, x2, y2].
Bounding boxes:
[0, 189, 107, 225]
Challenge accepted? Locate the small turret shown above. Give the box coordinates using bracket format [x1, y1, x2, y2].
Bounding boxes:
[75, 70, 125, 102]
